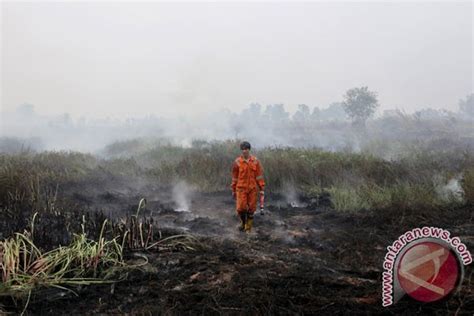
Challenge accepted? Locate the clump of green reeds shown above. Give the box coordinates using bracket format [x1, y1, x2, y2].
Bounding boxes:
[0, 216, 123, 298]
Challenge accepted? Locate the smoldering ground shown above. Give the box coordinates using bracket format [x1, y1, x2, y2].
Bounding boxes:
[1, 171, 471, 315]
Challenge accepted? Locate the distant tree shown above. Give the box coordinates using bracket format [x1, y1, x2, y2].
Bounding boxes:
[320, 102, 346, 121]
[414, 108, 456, 120]
[311, 107, 321, 121]
[459, 93, 474, 117]
[263, 104, 289, 122]
[292, 104, 310, 122]
[342, 87, 379, 127]
[242, 103, 262, 119]
[414, 108, 440, 120]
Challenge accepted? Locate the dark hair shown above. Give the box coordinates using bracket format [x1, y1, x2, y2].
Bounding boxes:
[240, 141, 251, 150]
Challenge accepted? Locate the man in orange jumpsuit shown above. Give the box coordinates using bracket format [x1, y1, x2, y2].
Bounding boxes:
[231, 141, 265, 233]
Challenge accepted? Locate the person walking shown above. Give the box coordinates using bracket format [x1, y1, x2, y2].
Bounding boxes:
[231, 141, 265, 233]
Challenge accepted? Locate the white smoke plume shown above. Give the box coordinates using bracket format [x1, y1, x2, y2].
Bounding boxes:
[434, 174, 465, 203]
[172, 180, 193, 212]
[283, 182, 301, 208]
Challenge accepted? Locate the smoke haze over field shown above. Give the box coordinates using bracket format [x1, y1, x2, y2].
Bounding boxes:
[1, 1, 473, 119]
[0, 99, 473, 153]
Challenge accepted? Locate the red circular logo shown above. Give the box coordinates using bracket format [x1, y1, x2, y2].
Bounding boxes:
[397, 241, 460, 302]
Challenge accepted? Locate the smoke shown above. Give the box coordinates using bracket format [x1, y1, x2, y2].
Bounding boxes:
[1, 103, 473, 160]
[434, 174, 465, 203]
[283, 182, 301, 208]
[172, 180, 193, 212]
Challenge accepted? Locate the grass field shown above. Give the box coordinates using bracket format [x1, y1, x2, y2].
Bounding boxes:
[0, 136, 473, 313]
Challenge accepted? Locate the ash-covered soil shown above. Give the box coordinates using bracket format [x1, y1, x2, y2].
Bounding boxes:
[4, 180, 474, 315]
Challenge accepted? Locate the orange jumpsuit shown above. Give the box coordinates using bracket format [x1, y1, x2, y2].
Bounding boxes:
[231, 155, 265, 214]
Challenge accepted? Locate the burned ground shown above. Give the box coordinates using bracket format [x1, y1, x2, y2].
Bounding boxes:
[2, 178, 472, 315]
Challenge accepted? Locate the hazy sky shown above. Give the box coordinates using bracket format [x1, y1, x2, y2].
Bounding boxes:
[1, 1, 473, 118]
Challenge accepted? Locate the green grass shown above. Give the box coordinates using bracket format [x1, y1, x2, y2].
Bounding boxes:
[327, 179, 465, 213]
[0, 138, 472, 213]
[0, 219, 124, 298]
[327, 185, 370, 212]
